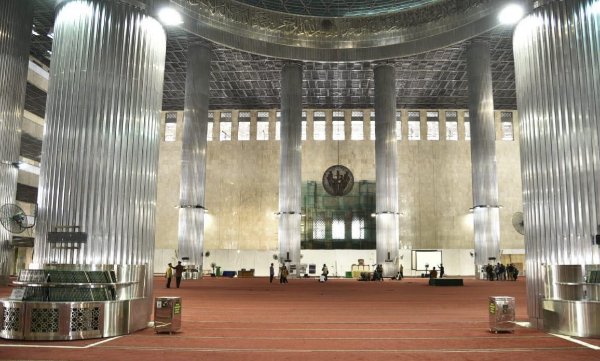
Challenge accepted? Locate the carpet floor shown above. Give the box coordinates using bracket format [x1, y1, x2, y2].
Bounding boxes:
[1, 276, 598, 361]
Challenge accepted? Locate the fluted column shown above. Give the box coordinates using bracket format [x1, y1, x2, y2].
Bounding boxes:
[374, 63, 399, 277]
[514, 0, 600, 327]
[33, 0, 166, 309]
[178, 43, 210, 273]
[467, 41, 501, 268]
[0, 0, 33, 284]
[278, 62, 303, 270]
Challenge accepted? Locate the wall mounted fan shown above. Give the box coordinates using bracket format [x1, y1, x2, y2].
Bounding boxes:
[512, 211, 525, 235]
[0, 203, 36, 234]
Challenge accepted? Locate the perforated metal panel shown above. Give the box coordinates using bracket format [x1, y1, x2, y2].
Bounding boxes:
[30, 308, 58, 333]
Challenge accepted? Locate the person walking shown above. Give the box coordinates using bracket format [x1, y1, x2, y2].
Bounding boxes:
[280, 264, 289, 284]
[269, 263, 275, 283]
[165, 263, 173, 288]
[171, 261, 185, 288]
[321, 264, 329, 281]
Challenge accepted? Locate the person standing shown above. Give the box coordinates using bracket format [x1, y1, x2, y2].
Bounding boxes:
[171, 261, 185, 288]
[165, 263, 173, 288]
[280, 264, 289, 284]
[269, 263, 275, 283]
[321, 264, 329, 281]
[439, 264, 445, 278]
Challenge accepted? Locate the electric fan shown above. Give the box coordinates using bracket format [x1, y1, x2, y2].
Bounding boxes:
[0, 203, 36, 234]
[512, 211, 525, 235]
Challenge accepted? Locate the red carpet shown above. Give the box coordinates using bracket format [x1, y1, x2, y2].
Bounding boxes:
[1, 276, 598, 360]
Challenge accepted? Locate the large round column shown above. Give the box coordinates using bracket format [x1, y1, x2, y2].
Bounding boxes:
[0, 0, 33, 284]
[514, 0, 600, 328]
[178, 43, 211, 273]
[467, 41, 501, 269]
[374, 63, 399, 277]
[33, 0, 166, 303]
[278, 62, 303, 270]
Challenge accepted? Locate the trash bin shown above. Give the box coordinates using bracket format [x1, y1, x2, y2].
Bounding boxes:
[154, 296, 182, 334]
[488, 296, 515, 333]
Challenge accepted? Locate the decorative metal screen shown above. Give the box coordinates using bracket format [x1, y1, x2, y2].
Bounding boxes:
[70, 307, 100, 332]
[332, 215, 345, 239]
[312, 216, 325, 239]
[30, 308, 59, 333]
[2, 307, 21, 332]
[302, 180, 375, 249]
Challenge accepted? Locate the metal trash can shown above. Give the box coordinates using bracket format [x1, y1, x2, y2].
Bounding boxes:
[154, 296, 182, 334]
[488, 296, 515, 333]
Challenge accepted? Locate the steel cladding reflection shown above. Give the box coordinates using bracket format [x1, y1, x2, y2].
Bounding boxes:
[374, 64, 399, 274]
[0, 0, 33, 279]
[513, 0, 600, 326]
[278, 63, 303, 265]
[33, 0, 166, 290]
[467, 41, 500, 266]
[178, 44, 211, 269]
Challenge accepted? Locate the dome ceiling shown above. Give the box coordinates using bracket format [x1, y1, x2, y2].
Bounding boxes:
[171, 0, 509, 61]
[233, 0, 440, 17]
[26, 0, 517, 116]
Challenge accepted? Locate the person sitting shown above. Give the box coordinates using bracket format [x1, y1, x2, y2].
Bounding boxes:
[429, 267, 438, 279]
[373, 264, 384, 281]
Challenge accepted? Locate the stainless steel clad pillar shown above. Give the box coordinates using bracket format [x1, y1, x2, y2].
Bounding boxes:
[0, 0, 33, 284]
[33, 0, 166, 316]
[178, 43, 211, 274]
[278, 62, 303, 270]
[467, 41, 501, 270]
[374, 63, 399, 277]
[513, 0, 600, 328]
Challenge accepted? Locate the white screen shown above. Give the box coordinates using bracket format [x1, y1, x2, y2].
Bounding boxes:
[412, 250, 442, 271]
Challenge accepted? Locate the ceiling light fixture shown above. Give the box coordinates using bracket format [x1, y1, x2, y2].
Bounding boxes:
[158, 7, 183, 26]
[498, 3, 525, 25]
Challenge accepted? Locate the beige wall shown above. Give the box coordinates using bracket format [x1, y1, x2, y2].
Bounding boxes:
[155, 109, 523, 254]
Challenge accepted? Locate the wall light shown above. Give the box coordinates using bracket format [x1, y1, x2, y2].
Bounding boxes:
[158, 7, 183, 26]
[498, 3, 525, 25]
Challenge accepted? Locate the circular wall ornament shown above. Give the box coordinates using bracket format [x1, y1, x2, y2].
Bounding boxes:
[322, 165, 354, 196]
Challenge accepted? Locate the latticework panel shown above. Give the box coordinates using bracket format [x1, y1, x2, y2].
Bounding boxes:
[30, 308, 58, 333]
[70, 307, 100, 332]
[2, 307, 21, 332]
